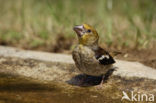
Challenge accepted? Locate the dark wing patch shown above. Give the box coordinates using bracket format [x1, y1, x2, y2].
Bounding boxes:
[96, 53, 115, 65]
[95, 47, 115, 65]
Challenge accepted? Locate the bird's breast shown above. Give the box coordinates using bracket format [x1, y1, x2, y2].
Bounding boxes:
[72, 45, 110, 76]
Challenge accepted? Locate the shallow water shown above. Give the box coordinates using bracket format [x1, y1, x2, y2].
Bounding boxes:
[0, 57, 155, 103]
[0, 73, 122, 103]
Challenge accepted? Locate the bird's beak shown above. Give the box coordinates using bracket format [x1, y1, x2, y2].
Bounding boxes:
[73, 25, 84, 37]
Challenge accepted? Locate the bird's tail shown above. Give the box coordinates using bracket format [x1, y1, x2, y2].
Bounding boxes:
[109, 51, 122, 57]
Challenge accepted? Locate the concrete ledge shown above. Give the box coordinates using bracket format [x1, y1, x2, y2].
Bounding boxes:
[0, 46, 156, 80]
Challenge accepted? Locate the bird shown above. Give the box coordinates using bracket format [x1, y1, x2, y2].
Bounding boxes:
[72, 24, 116, 84]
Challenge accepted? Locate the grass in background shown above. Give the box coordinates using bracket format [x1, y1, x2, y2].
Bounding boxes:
[0, 0, 155, 52]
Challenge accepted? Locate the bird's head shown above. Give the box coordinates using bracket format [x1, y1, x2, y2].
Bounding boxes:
[73, 24, 99, 46]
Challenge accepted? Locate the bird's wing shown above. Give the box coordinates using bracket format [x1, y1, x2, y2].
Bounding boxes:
[94, 47, 115, 65]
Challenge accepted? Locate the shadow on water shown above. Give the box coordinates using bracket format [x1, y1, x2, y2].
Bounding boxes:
[0, 72, 64, 103]
[0, 73, 57, 92]
[66, 68, 116, 87]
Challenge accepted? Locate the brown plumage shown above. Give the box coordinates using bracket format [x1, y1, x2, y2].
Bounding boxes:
[72, 24, 116, 80]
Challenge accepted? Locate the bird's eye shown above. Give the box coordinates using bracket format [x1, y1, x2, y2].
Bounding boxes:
[87, 29, 91, 33]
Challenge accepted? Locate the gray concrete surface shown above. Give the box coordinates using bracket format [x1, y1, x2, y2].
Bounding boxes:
[0, 46, 156, 80]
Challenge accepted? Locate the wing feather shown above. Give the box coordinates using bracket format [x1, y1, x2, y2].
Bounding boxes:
[95, 47, 115, 65]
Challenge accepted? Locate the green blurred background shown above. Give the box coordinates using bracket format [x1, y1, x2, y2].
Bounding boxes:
[0, 0, 155, 53]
